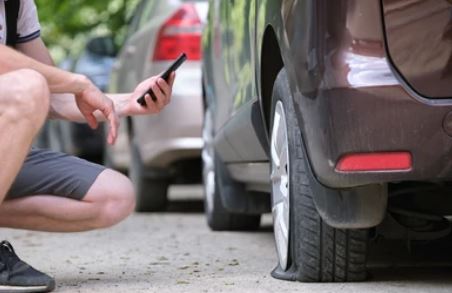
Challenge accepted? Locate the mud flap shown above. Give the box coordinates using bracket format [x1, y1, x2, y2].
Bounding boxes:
[310, 170, 388, 229]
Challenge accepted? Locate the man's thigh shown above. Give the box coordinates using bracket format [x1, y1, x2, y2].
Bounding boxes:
[7, 148, 105, 200]
[0, 70, 49, 199]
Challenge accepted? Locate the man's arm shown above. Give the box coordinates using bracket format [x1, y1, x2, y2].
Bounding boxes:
[0, 43, 87, 94]
[16, 38, 174, 123]
[1, 42, 119, 144]
[16, 38, 83, 121]
[50, 87, 173, 123]
[16, 37, 54, 66]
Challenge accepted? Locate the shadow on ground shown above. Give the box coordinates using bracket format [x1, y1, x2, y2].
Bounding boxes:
[365, 234, 452, 284]
[138, 184, 452, 285]
[165, 199, 205, 213]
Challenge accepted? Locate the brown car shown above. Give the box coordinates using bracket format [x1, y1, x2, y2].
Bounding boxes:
[202, 0, 452, 282]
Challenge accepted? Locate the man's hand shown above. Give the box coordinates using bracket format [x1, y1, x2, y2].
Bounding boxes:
[126, 72, 176, 115]
[74, 77, 119, 145]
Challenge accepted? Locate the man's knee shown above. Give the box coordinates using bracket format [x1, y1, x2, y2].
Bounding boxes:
[0, 69, 50, 126]
[14, 69, 50, 121]
[89, 170, 136, 229]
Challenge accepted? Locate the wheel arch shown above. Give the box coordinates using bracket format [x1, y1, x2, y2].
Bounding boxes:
[260, 25, 284, 134]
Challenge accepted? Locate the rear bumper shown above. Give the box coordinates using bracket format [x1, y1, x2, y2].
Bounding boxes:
[140, 137, 203, 168]
[300, 77, 452, 188]
[133, 91, 203, 168]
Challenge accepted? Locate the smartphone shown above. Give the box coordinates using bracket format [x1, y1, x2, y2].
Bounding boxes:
[137, 52, 187, 106]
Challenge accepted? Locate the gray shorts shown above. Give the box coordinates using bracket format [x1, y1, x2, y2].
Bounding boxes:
[6, 148, 105, 201]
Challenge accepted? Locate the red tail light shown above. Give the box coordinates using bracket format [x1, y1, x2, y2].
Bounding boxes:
[336, 152, 412, 172]
[153, 3, 202, 61]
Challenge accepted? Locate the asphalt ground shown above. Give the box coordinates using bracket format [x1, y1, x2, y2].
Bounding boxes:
[3, 185, 452, 292]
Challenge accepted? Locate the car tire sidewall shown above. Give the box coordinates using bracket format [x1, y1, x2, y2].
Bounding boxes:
[270, 69, 296, 272]
[270, 69, 369, 282]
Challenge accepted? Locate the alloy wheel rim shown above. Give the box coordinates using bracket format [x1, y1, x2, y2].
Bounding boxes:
[271, 101, 290, 271]
[202, 108, 215, 214]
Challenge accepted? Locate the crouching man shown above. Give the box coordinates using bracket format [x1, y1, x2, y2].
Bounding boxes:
[0, 0, 175, 291]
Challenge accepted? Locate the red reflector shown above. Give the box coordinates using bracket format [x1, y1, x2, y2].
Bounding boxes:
[153, 3, 202, 61]
[336, 152, 412, 172]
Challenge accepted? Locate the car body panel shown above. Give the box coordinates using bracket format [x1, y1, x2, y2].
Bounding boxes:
[227, 162, 270, 193]
[382, 0, 452, 98]
[270, 0, 452, 188]
[203, 0, 452, 191]
[203, 0, 268, 163]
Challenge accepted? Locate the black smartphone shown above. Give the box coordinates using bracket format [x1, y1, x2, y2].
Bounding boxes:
[137, 52, 187, 106]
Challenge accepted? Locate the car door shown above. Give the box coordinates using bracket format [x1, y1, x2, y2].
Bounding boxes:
[208, 0, 234, 129]
[218, 0, 268, 162]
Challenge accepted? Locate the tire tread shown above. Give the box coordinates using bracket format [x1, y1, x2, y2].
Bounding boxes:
[271, 70, 368, 282]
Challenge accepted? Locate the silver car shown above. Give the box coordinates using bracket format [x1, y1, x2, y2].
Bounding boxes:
[107, 0, 208, 211]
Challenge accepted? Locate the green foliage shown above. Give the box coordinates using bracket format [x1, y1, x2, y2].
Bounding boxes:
[35, 0, 140, 59]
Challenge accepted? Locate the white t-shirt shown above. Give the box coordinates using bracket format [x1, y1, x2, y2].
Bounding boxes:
[0, 0, 40, 45]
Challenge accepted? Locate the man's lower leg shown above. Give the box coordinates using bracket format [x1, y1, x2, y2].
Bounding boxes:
[0, 169, 135, 232]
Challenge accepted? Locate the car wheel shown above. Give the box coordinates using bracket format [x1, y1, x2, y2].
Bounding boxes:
[202, 107, 261, 231]
[130, 143, 169, 212]
[270, 69, 368, 282]
[102, 145, 115, 169]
